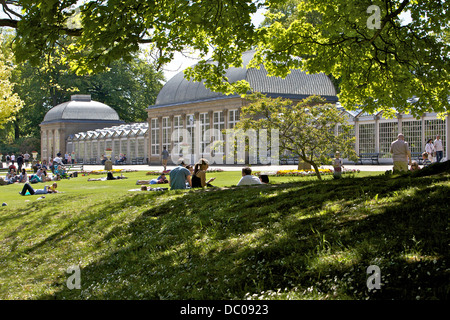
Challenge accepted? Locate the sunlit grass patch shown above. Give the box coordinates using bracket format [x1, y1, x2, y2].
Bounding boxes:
[0, 167, 448, 300]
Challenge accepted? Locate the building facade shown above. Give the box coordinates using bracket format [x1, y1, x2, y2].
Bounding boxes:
[339, 109, 448, 163]
[40, 95, 124, 161]
[41, 52, 449, 165]
[145, 50, 338, 165]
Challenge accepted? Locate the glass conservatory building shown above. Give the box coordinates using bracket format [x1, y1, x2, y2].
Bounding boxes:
[66, 122, 149, 164]
[42, 52, 449, 165]
[339, 107, 448, 163]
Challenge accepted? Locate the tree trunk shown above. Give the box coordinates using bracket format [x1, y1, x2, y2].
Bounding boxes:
[14, 119, 20, 140]
[312, 162, 322, 180]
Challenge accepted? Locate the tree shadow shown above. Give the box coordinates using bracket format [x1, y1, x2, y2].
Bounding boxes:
[29, 172, 450, 300]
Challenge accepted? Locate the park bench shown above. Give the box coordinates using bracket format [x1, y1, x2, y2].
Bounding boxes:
[66, 164, 84, 172]
[355, 153, 380, 165]
[0, 167, 9, 173]
[116, 158, 127, 165]
[132, 157, 145, 165]
[279, 157, 299, 165]
[411, 152, 424, 165]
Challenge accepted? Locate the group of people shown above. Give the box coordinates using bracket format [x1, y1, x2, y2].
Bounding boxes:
[390, 134, 444, 173]
[0, 167, 60, 196]
[424, 135, 444, 164]
[7, 152, 80, 195]
[0, 168, 29, 185]
[2, 152, 31, 171]
[167, 158, 268, 190]
[1, 163, 69, 186]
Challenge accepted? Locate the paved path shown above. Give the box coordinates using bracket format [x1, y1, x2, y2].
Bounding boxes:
[1, 162, 393, 175]
[80, 164, 393, 172]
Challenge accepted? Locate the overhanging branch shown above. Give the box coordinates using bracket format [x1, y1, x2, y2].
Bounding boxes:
[0, 18, 18, 28]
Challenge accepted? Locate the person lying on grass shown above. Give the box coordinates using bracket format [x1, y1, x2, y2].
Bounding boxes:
[89, 172, 128, 181]
[19, 182, 59, 196]
[136, 173, 168, 185]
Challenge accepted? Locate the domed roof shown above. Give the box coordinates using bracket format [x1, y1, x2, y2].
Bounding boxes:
[41, 95, 122, 124]
[152, 50, 337, 108]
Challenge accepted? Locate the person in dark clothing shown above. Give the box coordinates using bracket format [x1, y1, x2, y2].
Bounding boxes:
[191, 158, 215, 188]
[17, 154, 24, 172]
[19, 182, 58, 195]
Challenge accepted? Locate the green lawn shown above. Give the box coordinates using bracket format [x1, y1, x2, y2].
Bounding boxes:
[0, 167, 448, 300]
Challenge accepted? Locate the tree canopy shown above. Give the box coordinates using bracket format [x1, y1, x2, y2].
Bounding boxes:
[237, 94, 357, 179]
[0, 0, 448, 116]
[0, 31, 163, 152]
[0, 33, 23, 127]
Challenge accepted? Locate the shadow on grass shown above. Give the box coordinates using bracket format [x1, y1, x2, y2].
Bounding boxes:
[31, 171, 450, 300]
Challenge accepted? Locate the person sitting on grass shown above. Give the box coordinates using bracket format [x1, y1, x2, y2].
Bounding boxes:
[0, 177, 8, 186]
[237, 167, 262, 186]
[259, 174, 269, 184]
[18, 169, 28, 183]
[55, 165, 69, 179]
[169, 158, 192, 190]
[8, 163, 17, 172]
[192, 158, 216, 188]
[410, 161, 420, 172]
[422, 152, 432, 167]
[31, 168, 47, 183]
[42, 170, 53, 182]
[41, 160, 49, 171]
[5, 168, 18, 184]
[19, 182, 59, 196]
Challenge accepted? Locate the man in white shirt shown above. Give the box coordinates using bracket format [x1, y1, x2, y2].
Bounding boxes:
[390, 133, 411, 172]
[237, 167, 262, 186]
[53, 156, 63, 165]
[433, 135, 444, 163]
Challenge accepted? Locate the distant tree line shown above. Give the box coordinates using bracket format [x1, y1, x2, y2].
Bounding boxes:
[0, 30, 164, 154]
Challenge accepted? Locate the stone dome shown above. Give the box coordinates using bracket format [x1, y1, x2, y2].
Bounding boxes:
[152, 50, 338, 108]
[41, 95, 121, 124]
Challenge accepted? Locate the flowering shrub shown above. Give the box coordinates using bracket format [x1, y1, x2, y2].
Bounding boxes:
[80, 169, 137, 175]
[276, 169, 333, 176]
[146, 168, 224, 175]
[254, 168, 360, 177]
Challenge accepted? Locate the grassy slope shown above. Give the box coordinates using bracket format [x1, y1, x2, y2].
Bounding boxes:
[0, 167, 448, 300]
